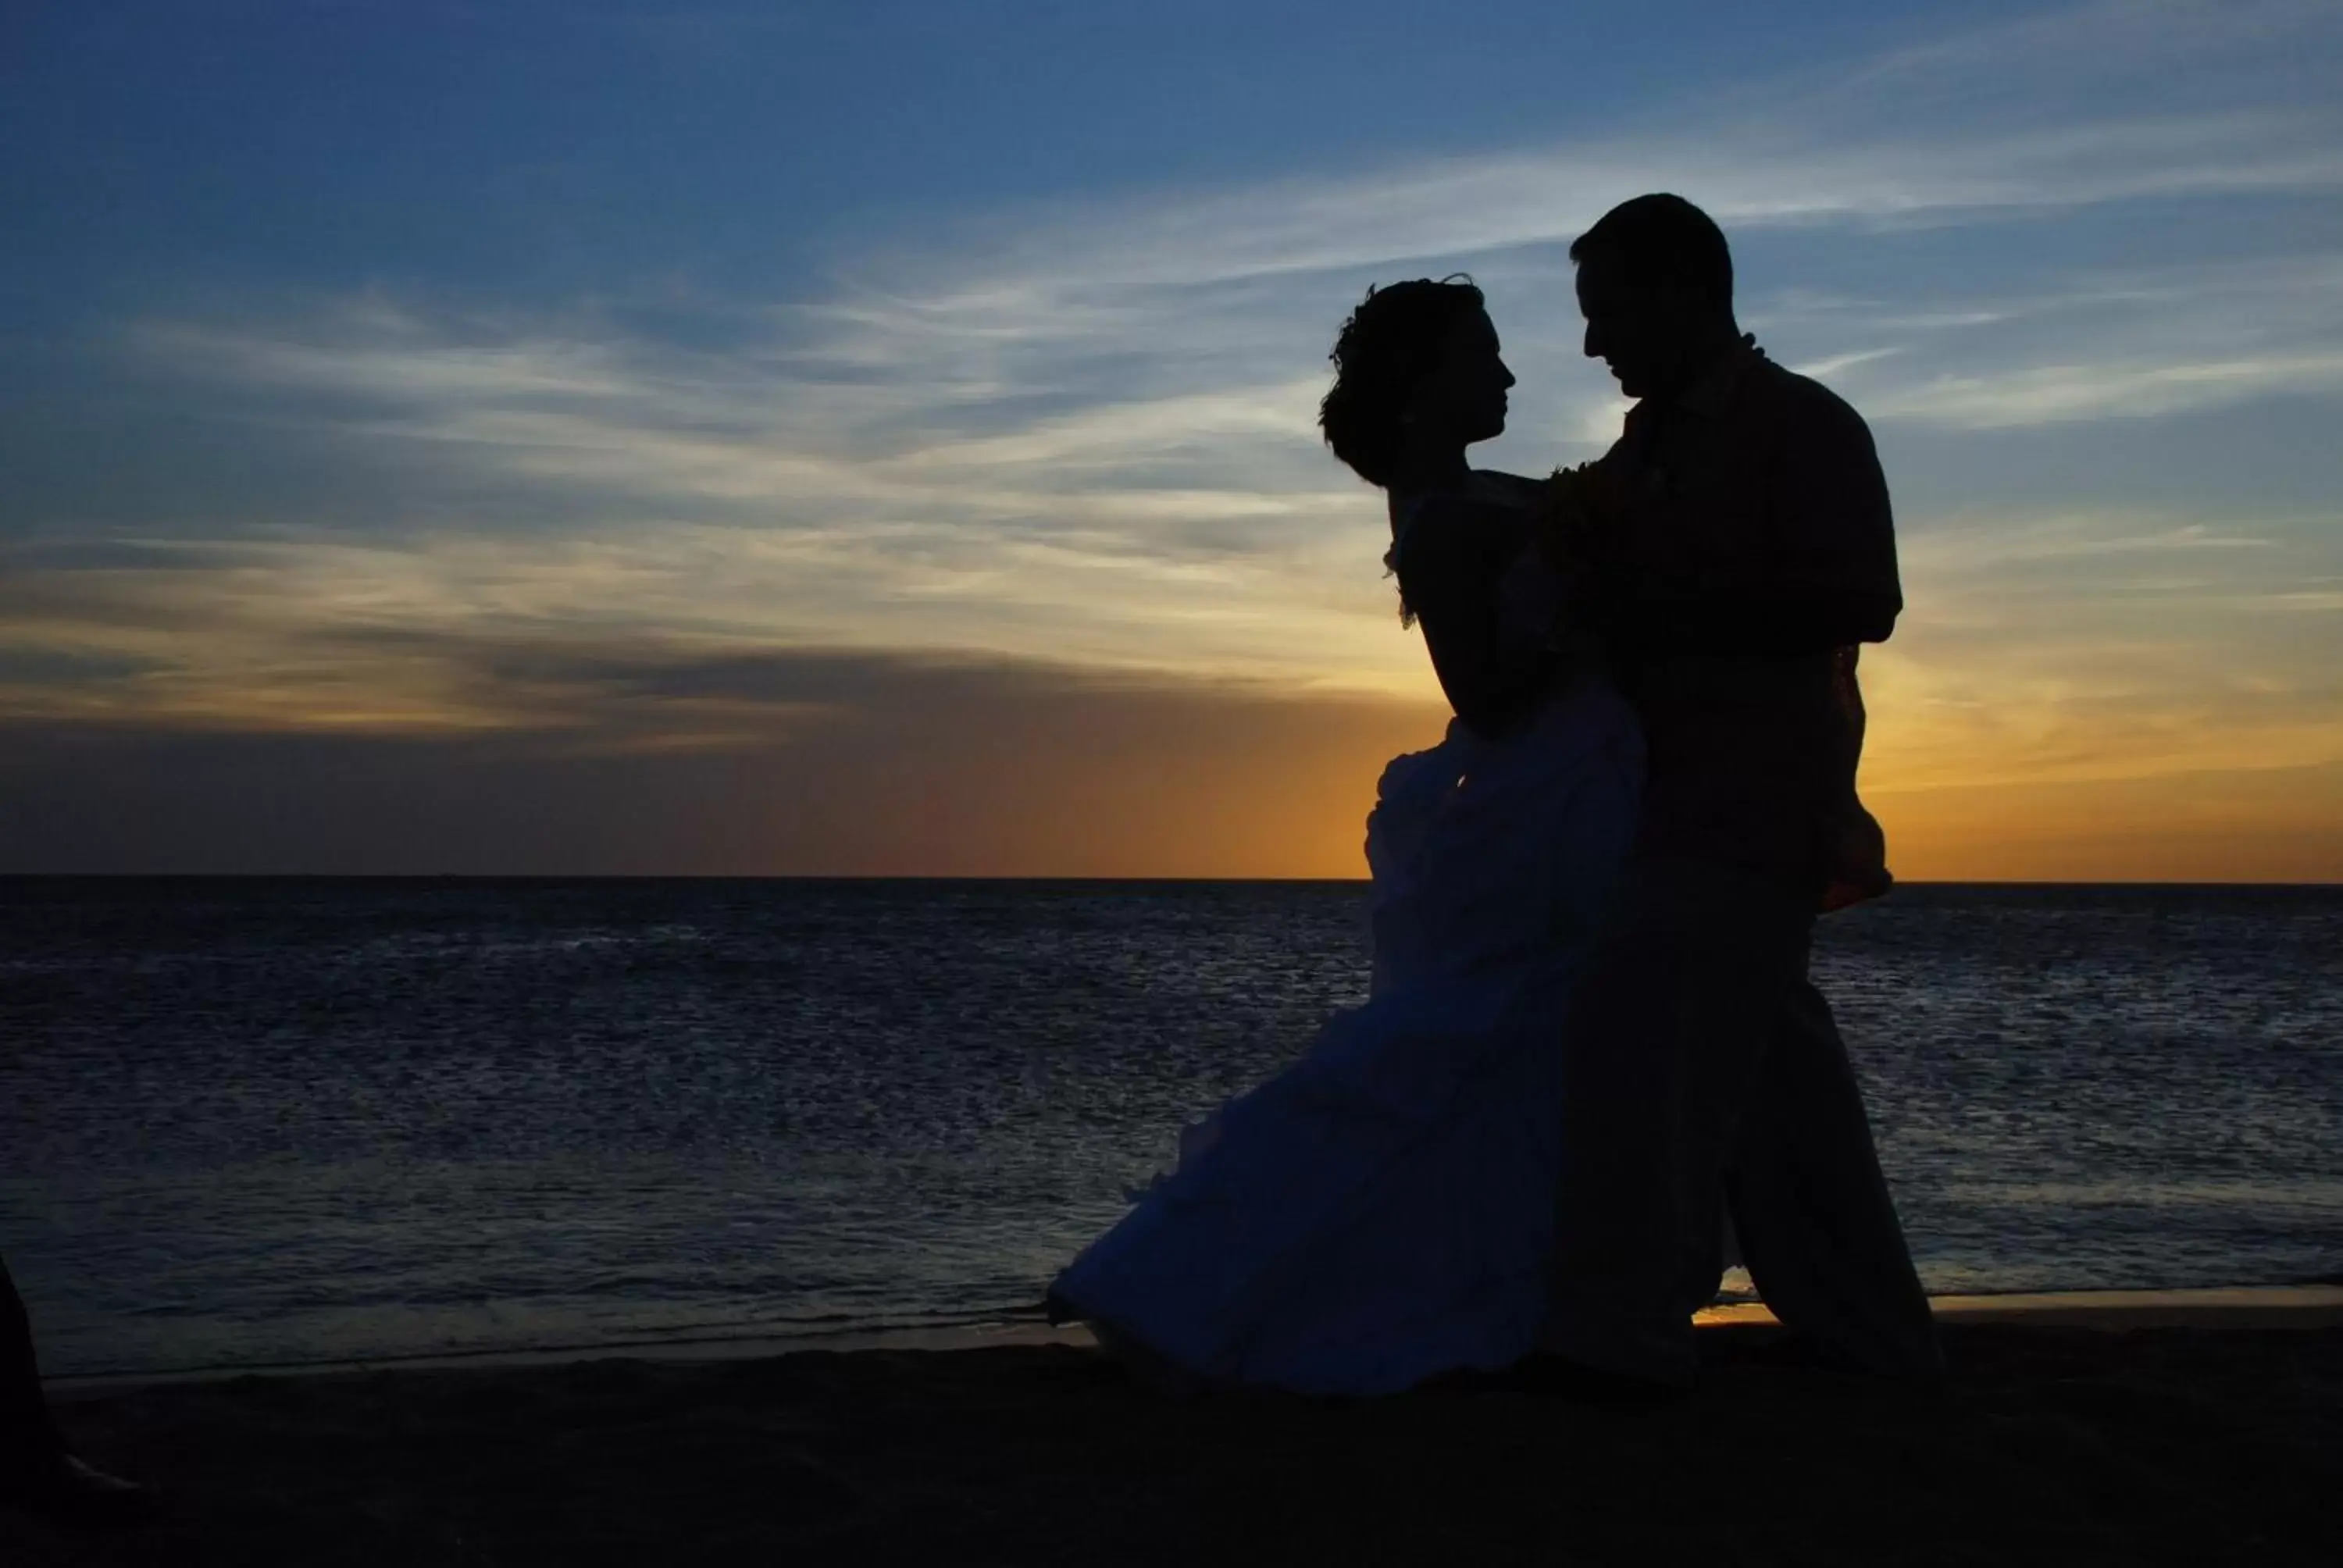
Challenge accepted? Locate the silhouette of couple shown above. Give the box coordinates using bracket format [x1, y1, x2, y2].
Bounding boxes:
[0, 199, 1934, 1511]
[1049, 194, 1941, 1395]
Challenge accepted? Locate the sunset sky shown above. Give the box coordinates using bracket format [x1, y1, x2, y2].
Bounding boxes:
[3, 0, 2338, 878]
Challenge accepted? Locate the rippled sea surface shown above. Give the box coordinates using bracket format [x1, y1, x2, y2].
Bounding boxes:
[4, 878, 2338, 1378]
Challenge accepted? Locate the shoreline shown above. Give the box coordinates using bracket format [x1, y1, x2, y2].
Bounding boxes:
[1698, 1281, 2343, 1331]
[44, 1282, 2343, 1397]
[13, 1293, 2338, 1565]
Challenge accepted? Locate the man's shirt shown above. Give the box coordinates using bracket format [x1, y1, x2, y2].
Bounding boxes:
[1592, 340, 1901, 893]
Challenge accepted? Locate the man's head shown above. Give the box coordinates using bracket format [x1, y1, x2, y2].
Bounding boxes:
[1570, 194, 1739, 401]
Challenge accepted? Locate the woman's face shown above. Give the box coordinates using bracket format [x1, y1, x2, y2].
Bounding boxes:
[1407, 308, 1514, 447]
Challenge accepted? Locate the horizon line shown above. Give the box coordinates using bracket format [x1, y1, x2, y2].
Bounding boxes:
[4, 872, 2338, 890]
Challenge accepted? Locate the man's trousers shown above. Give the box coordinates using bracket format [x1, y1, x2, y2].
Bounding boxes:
[1541, 856, 1941, 1385]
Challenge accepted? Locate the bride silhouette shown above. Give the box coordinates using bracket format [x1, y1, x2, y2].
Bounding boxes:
[1046, 280, 1646, 1394]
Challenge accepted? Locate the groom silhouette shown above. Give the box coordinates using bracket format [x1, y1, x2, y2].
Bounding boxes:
[1542, 195, 1941, 1387]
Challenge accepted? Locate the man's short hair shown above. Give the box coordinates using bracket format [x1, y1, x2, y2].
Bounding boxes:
[1569, 194, 1734, 307]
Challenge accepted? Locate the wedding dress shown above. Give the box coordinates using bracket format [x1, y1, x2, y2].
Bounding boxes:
[1047, 671, 1642, 1394]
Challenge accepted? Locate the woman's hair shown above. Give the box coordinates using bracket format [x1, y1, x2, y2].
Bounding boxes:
[1318, 276, 1485, 488]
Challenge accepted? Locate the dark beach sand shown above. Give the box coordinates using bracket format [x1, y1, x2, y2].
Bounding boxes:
[11, 1303, 2341, 1566]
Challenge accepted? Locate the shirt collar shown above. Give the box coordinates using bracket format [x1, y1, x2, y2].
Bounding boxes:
[1673, 335, 1763, 421]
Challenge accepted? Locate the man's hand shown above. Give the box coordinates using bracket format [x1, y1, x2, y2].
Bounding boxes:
[1532, 461, 1628, 570]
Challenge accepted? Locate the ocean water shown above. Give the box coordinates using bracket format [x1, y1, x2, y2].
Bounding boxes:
[3, 878, 2338, 1380]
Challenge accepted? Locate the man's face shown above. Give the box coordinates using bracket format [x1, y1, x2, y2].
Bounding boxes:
[1575, 252, 1674, 401]
[1408, 307, 1514, 447]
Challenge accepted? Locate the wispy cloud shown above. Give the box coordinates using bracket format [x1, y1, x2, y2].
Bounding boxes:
[0, 654, 1450, 878]
[1865, 508, 2343, 793]
[6, 0, 2342, 875]
[1870, 351, 2343, 429]
[1779, 256, 2343, 429]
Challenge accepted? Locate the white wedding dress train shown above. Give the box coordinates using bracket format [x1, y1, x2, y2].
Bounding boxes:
[1047, 675, 1643, 1394]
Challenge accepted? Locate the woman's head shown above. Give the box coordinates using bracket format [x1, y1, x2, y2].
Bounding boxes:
[1320, 277, 1513, 487]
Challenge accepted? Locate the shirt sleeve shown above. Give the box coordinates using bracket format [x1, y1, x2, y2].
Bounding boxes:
[1766, 385, 1902, 638]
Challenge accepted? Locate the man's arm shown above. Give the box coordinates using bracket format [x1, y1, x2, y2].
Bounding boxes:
[1596, 577, 1896, 654]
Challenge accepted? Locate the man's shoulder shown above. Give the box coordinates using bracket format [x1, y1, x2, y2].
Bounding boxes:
[1748, 355, 1876, 446]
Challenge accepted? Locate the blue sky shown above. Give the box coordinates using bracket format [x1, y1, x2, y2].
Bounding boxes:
[2, 0, 2339, 875]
